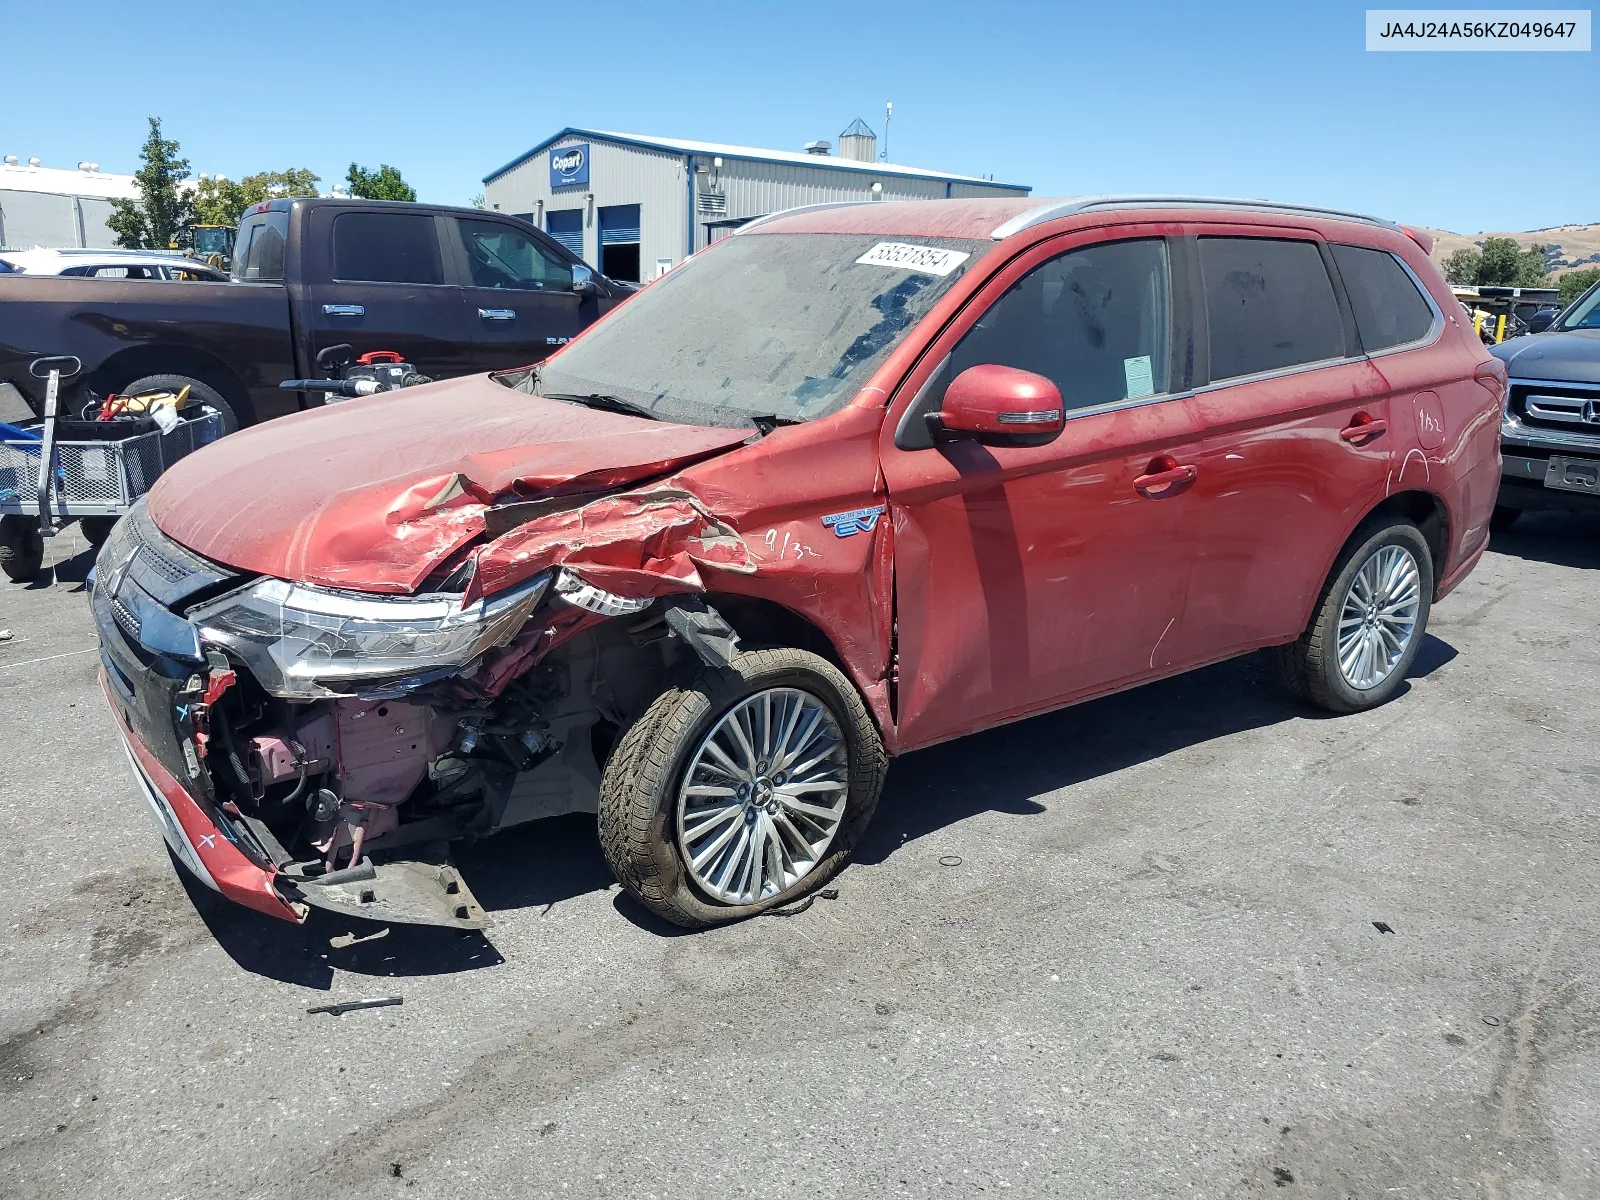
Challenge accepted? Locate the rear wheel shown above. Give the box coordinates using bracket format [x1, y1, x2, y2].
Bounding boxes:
[1272, 520, 1433, 713]
[79, 516, 117, 548]
[597, 647, 886, 928]
[0, 515, 44, 582]
[118, 373, 239, 433]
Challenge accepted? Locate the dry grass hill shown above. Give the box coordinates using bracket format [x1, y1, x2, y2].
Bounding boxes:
[1423, 222, 1600, 279]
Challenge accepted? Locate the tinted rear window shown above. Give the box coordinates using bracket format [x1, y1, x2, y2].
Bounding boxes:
[332, 212, 443, 285]
[1331, 244, 1435, 351]
[1200, 237, 1344, 381]
[232, 211, 289, 282]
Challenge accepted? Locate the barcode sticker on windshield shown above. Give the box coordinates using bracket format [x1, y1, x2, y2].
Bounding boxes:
[854, 242, 971, 276]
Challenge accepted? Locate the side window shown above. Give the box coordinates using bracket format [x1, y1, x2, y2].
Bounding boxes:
[233, 211, 289, 282]
[90, 266, 132, 279]
[948, 238, 1171, 413]
[331, 212, 444, 285]
[1330, 244, 1435, 351]
[455, 218, 573, 291]
[1199, 237, 1344, 381]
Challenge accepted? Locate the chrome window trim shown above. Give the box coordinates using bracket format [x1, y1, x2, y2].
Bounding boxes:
[1058, 387, 1187, 424]
[1191, 355, 1367, 397]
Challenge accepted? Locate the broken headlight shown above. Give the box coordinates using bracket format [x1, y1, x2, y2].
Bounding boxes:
[188, 571, 552, 700]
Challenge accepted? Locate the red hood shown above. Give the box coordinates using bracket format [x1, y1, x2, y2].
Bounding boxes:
[146, 374, 752, 592]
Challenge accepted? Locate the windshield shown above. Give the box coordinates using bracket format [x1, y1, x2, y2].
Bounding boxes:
[1558, 280, 1600, 331]
[522, 231, 992, 427]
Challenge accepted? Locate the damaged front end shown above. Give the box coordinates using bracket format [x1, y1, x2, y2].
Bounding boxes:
[93, 491, 751, 930]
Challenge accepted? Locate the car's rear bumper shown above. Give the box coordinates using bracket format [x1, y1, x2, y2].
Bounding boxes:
[107, 677, 305, 923]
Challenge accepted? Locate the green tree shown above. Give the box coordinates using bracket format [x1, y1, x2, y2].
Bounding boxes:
[1443, 248, 1481, 285]
[1475, 236, 1549, 287]
[470, 193, 486, 209]
[1559, 266, 1600, 307]
[345, 163, 416, 202]
[191, 168, 320, 229]
[107, 117, 192, 249]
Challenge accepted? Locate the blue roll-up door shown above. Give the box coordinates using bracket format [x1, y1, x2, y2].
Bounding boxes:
[598, 204, 641, 245]
[546, 209, 583, 257]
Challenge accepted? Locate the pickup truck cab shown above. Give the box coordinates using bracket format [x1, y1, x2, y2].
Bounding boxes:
[0, 197, 629, 430]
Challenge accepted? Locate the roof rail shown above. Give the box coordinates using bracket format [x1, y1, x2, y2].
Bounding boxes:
[735, 201, 873, 235]
[990, 196, 1399, 241]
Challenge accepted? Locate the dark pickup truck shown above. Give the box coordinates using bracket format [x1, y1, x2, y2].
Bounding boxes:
[0, 197, 631, 430]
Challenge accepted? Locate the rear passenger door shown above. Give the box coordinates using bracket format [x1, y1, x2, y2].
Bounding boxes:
[448, 216, 585, 371]
[1176, 230, 1396, 660]
[301, 209, 474, 381]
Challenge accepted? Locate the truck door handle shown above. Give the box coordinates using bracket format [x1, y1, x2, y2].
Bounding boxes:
[478, 308, 517, 321]
[1340, 413, 1387, 443]
[322, 304, 364, 317]
[1133, 457, 1198, 498]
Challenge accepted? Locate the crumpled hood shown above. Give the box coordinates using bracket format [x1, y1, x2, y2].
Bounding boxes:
[146, 374, 752, 592]
[1490, 328, 1600, 383]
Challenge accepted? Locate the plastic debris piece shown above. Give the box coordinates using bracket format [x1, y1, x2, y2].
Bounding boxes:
[306, 995, 403, 1016]
[1372, 921, 1395, 934]
[938, 855, 963, 868]
[1483, 1015, 1502, 1027]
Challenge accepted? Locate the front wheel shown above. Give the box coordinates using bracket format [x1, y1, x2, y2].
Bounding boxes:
[0, 515, 44, 582]
[1272, 520, 1434, 713]
[597, 647, 886, 928]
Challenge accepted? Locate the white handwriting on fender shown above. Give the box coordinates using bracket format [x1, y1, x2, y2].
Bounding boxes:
[763, 529, 822, 562]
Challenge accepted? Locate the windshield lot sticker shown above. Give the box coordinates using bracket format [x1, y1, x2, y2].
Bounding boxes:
[854, 243, 970, 277]
[1123, 355, 1155, 399]
[821, 505, 886, 537]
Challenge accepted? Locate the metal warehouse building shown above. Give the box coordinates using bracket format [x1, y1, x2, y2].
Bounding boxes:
[482, 121, 1029, 283]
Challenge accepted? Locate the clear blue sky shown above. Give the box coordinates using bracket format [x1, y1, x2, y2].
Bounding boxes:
[7, 0, 1595, 232]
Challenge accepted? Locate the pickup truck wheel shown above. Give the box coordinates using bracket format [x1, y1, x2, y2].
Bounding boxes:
[118, 374, 238, 433]
[597, 647, 886, 929]
[0, 515, 45, 582]
[1271, 520, 1433, 714]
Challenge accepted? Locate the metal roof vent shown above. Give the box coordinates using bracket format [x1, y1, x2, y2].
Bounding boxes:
[803, 140, 832, 156]
[838, 119, 877, 163]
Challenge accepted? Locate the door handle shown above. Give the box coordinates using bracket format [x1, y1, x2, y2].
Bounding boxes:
[478, 308, 517, 321]
[1134, 458, 1198, 498]
[322, 304, 364, 317]
[1340, 414, 1388, 443]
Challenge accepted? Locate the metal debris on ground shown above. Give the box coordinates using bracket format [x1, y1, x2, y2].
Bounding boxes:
[306, 996, 403, 1016]
[1483, 1015, 1502, 1027]
[1372, 921, 1395, 934]
[939, 855, 963, 868]
[820, 887, 840, 900]
[763, 896, 815, 917]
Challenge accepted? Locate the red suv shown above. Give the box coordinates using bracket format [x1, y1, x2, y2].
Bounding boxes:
[91, 197, 1505, 930]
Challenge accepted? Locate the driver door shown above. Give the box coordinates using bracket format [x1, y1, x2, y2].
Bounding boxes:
[881, 228, 1206, 751]
[449, 216, 585, 370]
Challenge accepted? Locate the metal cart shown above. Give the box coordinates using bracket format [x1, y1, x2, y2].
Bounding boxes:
[0, 356, 223, 582]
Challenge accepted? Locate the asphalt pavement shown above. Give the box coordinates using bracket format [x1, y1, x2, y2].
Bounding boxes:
[2, 514, 1598, 1199]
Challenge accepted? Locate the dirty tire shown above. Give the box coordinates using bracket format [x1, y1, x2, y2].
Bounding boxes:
[1489, 505, 1521, 534]
[1270, 518, 1433, 714]
[0, 515, 44, 582]
[79, 516, 118, 548]
[598, 648, 886, 929]
[119, 373, 239, 433]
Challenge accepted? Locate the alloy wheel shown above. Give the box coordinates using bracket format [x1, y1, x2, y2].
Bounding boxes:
[1337, 544, 1422, 690]
[676, 687, 849, 905]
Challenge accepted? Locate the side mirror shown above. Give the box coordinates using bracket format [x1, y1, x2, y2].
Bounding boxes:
[1527, 310, 1556, 334]
[571, 263, 601, 298]
[929, 364, 1064, 443]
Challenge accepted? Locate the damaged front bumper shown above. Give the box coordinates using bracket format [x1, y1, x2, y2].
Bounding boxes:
[92, 503, 491, 929]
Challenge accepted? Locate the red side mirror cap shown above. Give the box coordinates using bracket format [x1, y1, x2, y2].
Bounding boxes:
[935, 364, 1064, 441]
